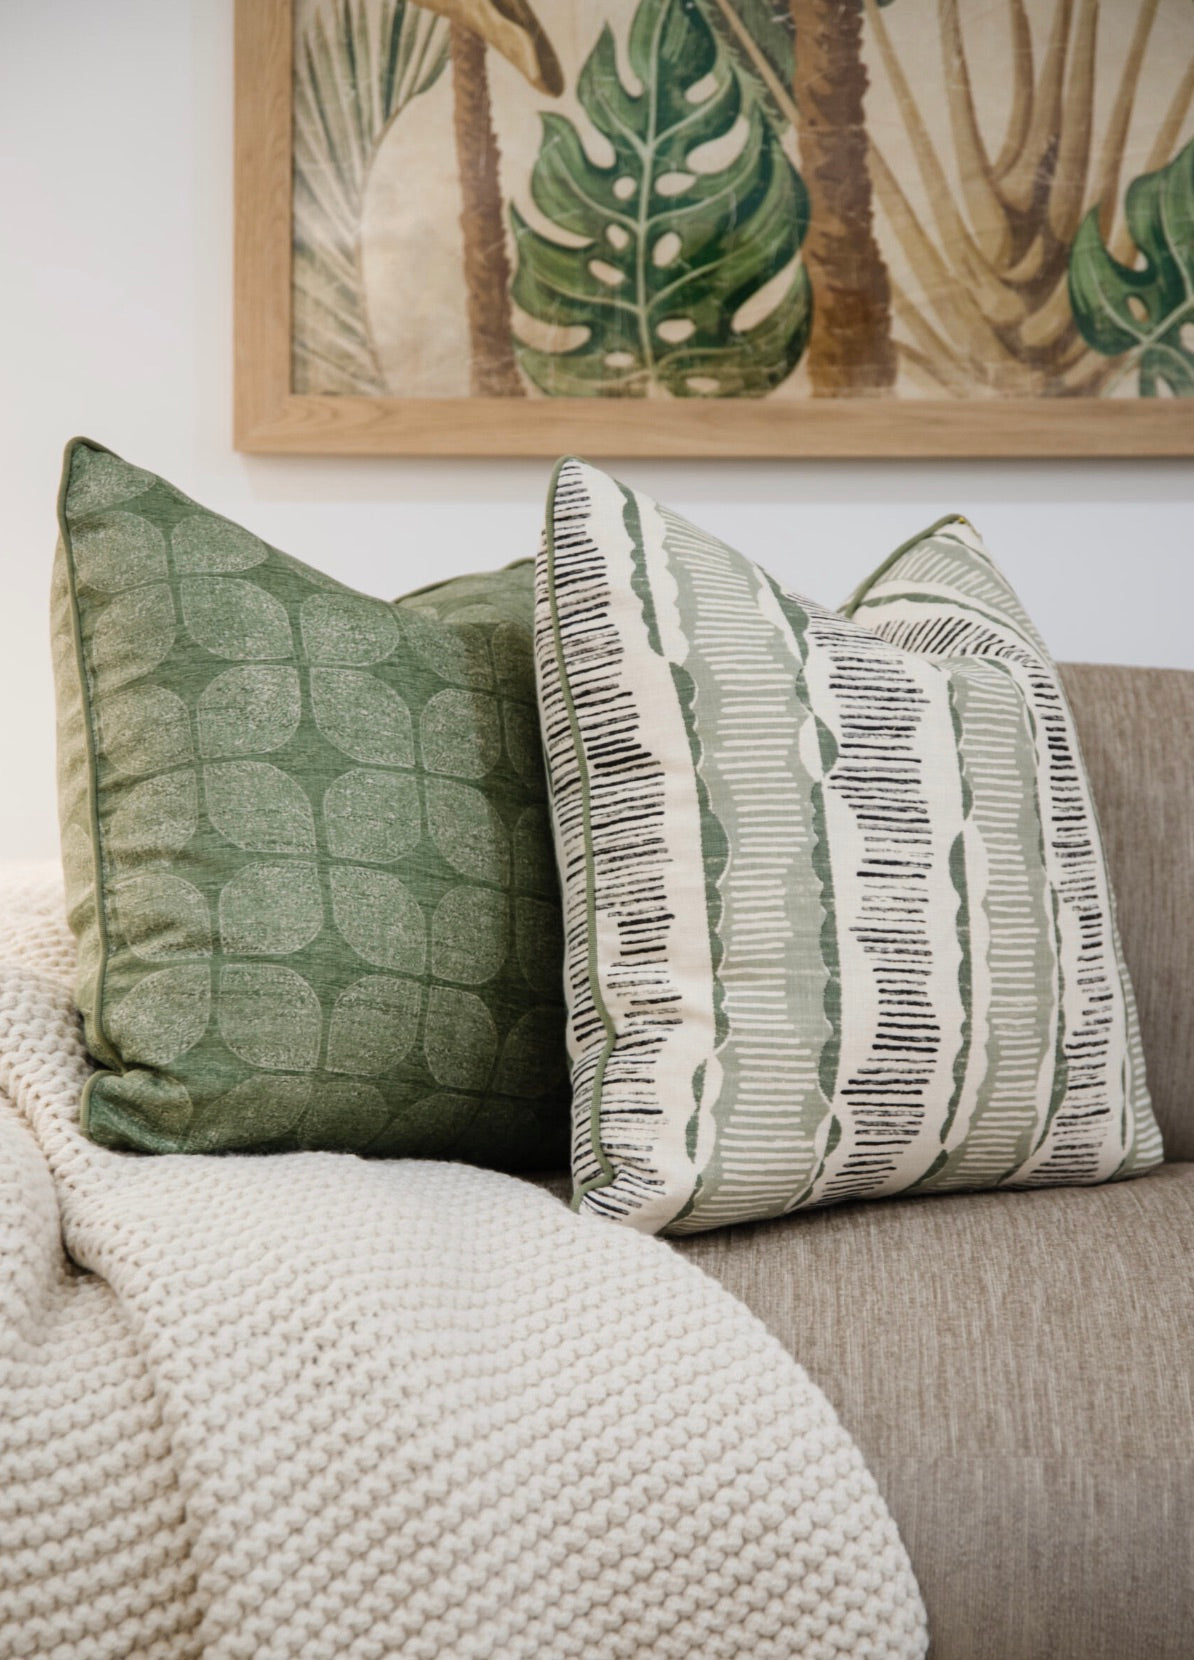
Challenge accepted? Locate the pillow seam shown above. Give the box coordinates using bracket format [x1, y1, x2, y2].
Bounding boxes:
[543, 460, 618, 1209]
[56, 438, 123, 1090]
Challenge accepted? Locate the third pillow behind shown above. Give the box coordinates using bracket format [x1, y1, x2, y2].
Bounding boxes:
[536, 459, 1163, 1235]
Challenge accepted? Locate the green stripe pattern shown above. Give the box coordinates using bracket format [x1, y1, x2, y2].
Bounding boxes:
[537, 461, 1162, 1235]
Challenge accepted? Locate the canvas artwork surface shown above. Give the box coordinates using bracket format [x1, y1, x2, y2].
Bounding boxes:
[289, 0, 1194, 398]
[234, 0, 1194, 452]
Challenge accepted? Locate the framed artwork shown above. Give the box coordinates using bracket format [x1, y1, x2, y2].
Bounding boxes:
[234, 0, 1194, 456]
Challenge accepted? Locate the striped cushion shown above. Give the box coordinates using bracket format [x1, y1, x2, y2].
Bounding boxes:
[536, 459, 1163, 1235]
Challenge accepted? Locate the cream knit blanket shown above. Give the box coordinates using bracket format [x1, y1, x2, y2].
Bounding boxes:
[0, 867, 925, 1660]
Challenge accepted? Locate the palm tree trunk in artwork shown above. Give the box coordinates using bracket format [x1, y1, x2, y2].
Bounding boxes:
[450, 21, 525, 397]
[788, 0, 896, 394]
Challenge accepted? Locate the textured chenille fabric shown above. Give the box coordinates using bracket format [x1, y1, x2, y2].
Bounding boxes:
[1058, 662, 1194, 1162]
[0, 868, 927, 1660]
[536, 459, 1162, 1234]
[677, 1163, 1194, 1660]
[52, 439, 568, 1165]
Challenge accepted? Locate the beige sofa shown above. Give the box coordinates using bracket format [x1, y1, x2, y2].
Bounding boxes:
[568, 665, 1194, 1659]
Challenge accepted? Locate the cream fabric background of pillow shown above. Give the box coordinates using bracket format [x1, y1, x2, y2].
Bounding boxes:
[535, 458, 1161, 1235]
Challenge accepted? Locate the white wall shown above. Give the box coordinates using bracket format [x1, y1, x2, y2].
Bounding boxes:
[2, 1, 1192, 863]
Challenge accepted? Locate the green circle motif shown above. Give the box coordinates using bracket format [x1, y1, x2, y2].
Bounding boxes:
[89, 583, 176, 695]
[425, 778, 509, 884]
[322, 769, 421, 864]
[68, 450, 153, 516]
[421, 690, 502, 779]
[172, 515, 268, 574]
[330, 865, 427, 974]
[311, 669, 414, 767]
[181, 577, 293, 661]
[300, 593, 400, 666]
[107, 769, 199, 862]
[73, 511, 167, 595]
[100, 684, 193, 778]
[495, 1005, 567, 1097]
[326, 975, 422, 1076]
[423, 986, 498, 1090]
[114, 871, 212, 961]
[218, 862, 323, 956]
[217, 963, 322, 1071]
[197, 666, 301, 757]
[106, 964, 211, 1067]
[204, 761, 316, 854]
[400, 610, 492, 688]
[430, 887, 509, 985]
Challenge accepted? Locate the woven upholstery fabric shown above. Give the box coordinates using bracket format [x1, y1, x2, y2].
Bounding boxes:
[1060, 663, 1194, 1161]
[537, 459, 1161, 1233]
[0, 868, 926, 1660]
[52, 439, 567, 1164]
[678, 1164, 1194, 1660]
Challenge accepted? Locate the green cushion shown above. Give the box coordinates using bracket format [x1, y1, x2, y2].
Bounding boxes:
[52, 438, 567, 1165]
[537, 459, 1164, 1234]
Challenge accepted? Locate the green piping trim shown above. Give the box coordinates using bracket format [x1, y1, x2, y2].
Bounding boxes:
[56, 436, 127, 1105]
[542, 457, 618, 1209]
[848, 588, 1038, 648]
[838, 514, 968, 617]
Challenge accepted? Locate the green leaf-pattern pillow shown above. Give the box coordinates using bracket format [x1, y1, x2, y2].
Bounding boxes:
[537, 459, 1164, 1234]
[53, 439, 568, 1166]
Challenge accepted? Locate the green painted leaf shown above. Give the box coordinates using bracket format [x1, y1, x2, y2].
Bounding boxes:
[1068, 139, 1194, 397]
[698, 0, 794, 132]
[511, 0, 811, 398]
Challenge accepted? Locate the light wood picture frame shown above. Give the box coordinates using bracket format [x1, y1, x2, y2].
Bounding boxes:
[235, 0, 1194, 458]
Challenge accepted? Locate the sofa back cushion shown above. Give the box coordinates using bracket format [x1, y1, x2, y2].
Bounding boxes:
[1061, 663, 1194, 1162]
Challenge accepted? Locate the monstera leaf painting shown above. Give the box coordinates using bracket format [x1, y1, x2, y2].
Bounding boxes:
[1069, 139, 1194, 397]
[241, 0, 1194, 451]
[510, 0, 810, 396]
[680, 0, 795, 152]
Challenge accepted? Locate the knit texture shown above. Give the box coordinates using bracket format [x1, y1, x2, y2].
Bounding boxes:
[0, 867, 925, 1660]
